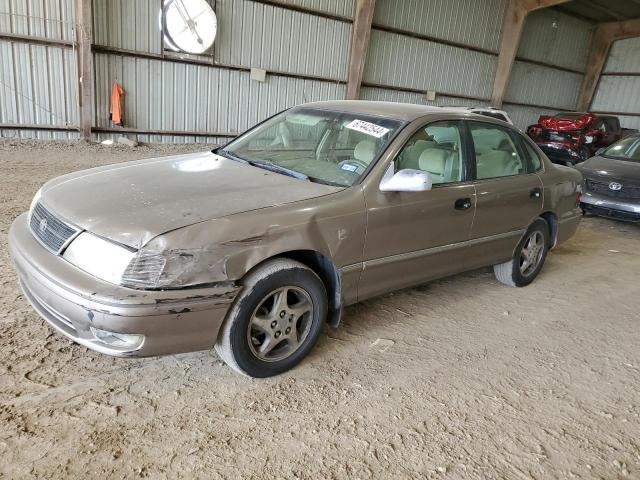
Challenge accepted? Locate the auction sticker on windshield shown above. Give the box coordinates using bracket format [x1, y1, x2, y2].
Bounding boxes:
[346, 119, 390, 138]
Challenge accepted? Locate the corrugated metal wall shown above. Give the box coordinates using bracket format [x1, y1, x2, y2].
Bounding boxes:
[591, 37, 640, 130]
[0, 0, 75, 40]
[91, 0, 351, 143]
[93, 52, 345, 143]
[362, 0, 504, 109]
[3, 0, 636, 141]
[503, 9, 593, 128]
[504, 63, 583, 111]
[91, 0, 162, 54]
[372, 0, 505, 52]
[363, 29, 497, 99]
[265, 0, 354, 18]
[0, 0, 78, 139]
[516, 8, 592, 72]
[360, 1, 594, 130]
[213, 0, 350, 80]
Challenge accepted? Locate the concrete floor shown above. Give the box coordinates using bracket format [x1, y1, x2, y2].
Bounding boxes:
[1, 140, 639, 479]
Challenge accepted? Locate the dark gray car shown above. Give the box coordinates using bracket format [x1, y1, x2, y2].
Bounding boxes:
[577, 134, 640, 222]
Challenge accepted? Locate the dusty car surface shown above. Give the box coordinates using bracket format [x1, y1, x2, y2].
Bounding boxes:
[577, 134, 640, 222]
[9, 101, 583, 377]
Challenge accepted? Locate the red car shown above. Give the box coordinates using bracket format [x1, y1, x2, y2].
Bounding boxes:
[527, 113, 622, 166]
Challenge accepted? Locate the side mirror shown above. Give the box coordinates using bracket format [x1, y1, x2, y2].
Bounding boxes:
[380, 169, 433, 192]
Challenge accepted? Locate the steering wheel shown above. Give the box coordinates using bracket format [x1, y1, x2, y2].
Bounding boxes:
[338, 159, 369, 174]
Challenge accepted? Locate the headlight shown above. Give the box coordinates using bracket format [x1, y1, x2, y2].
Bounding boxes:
[121, 251, 195, 289]
[63, 233, 136, 285]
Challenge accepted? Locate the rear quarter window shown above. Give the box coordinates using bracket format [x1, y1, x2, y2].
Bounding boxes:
[521, 138, 543, 172]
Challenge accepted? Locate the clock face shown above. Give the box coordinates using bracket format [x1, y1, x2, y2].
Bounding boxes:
[163, 0, 217, 54]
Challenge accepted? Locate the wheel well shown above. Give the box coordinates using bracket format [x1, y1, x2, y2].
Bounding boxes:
[539, 212, 558, 248]
[275, 250, 342, 327]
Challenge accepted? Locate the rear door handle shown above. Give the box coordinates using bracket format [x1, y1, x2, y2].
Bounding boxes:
[454, 198, 472, 210]
[530, 187, 542, 199]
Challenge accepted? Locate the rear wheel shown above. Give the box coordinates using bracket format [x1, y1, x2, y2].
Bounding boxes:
[215, 258, 327, 377]
[494, 219, 550, 287]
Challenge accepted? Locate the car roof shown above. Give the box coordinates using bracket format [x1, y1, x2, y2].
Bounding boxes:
[301, 100, 483, 122]
[446, 106, 507, 113]
[559, 111, 617, 120]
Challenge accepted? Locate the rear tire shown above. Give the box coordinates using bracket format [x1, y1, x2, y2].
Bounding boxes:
[494, 219, 550, 287]
[215, 258, 327, 378]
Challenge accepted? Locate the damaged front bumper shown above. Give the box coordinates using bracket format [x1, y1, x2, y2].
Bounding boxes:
[536, 142, 582, 164]
[8, 213, 241, 357]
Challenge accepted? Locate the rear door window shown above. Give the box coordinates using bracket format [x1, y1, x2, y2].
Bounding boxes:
[469, 122, 527, 180]
[520, 138, 543, 172]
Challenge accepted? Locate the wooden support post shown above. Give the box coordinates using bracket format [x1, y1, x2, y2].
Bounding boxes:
[76, 0, 92, 141]
[577, 19, 640, 112]
[346, 0, 375, 100]
[491, 0, 569, 108]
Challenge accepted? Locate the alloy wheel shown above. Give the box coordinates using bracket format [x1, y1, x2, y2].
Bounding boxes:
[247, 286, 314, 362]
[519, 231, 545, 277]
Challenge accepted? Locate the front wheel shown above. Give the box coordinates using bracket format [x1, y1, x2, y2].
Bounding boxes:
[215, 258, 327, 377]
[494, 219, 550, 287]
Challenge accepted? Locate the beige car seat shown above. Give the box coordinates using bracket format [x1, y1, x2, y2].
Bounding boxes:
[418, 148, 451, 183]
[354, 140, 376, 164]
[476, 151, 520, 179]
[400, 140, 437, 170]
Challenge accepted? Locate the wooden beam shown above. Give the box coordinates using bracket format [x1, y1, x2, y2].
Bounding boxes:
[577, 18, 640, 111]
[490, 0, 570, 108]
[346, 0, 375, 100]
[76, 0, 92, 141]
[0, 33, 74, 48]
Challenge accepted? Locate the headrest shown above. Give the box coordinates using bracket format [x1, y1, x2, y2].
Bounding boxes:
[354, 140, 376, 164]
[418, 149, 448, 174]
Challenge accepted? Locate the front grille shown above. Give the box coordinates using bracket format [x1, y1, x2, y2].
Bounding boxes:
[29, 202, 79, 254]
[586, 179, 640, 200]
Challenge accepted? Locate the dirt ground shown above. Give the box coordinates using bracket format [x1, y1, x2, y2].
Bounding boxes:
[0, 140, 639, 479]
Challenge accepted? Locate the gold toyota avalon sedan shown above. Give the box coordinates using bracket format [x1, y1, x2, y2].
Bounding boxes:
[9, 101, 583, 377]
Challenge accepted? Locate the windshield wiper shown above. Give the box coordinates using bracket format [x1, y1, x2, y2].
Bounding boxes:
[248, 160, 309, 181]
[307, 176, 346, 187]
[216, 149, 248, 164]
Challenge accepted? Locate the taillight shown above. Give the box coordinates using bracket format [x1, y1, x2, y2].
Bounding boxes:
[528, 126, 542, 138]
[575, 184, 582, 206]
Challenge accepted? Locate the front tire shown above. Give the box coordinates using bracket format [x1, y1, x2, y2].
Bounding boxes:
[215, 258, 327, 377]
[494, 219, 550, 287]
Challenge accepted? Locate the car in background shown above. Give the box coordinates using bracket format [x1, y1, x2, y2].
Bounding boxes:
[577, 134, 640, 222]
[9, 101, 583, 377]
[527, 112, 623, 167]
[448, 106, 513, 125]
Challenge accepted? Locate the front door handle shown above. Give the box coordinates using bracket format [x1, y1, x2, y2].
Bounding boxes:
[530, 187, 542, 199]
[454, 198, 472, 210]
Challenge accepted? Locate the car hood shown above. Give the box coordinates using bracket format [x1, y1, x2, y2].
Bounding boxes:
[577, 155, 640, 184]
[40, 151, 342, 248]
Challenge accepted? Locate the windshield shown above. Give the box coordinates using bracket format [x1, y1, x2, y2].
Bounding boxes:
[221, 107, 404, 186]
[603, 136, 640, 162]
